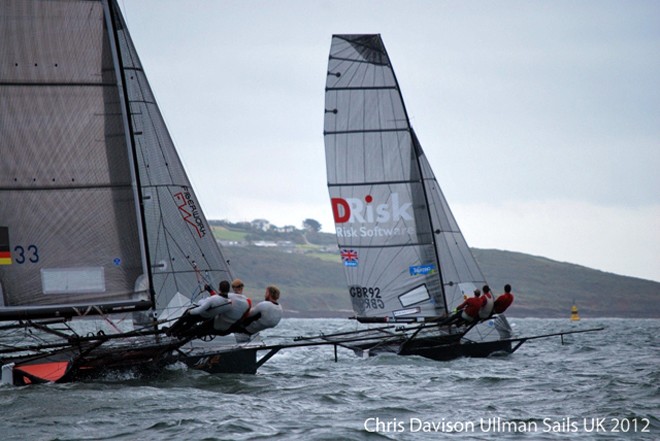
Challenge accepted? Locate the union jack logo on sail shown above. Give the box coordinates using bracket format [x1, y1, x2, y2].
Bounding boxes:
[340, 249, 358, 267]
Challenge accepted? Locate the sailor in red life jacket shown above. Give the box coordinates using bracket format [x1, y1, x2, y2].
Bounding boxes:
[460, 289, 485, 322]
[493, 284, 514, 314]
[478, 285, 495, 319]
[238, 285, 283, 335]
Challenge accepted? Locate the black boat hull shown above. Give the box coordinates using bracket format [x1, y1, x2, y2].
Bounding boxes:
[348, 335, 513, 362]
[398, 338, 513, 361]
[174, 347, 259, 375]
[2, 342, 260, 385]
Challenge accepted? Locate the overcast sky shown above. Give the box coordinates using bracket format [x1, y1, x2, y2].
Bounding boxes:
[118, 0, 659, 282]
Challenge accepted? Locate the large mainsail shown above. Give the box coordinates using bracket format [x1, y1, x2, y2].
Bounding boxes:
[0, 0, 232, 324]
[0, 0, 149, 319]
[324, 34, 486, 322]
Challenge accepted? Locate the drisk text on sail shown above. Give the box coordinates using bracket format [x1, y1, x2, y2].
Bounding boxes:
[332, 193, 414, 238]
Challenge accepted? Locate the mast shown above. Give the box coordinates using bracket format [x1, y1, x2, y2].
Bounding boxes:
[103, 0, 156, 314]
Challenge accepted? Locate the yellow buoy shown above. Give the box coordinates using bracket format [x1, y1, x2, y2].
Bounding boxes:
[571, 304, 580, 321]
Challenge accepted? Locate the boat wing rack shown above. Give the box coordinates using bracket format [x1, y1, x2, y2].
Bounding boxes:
[253, 325, 606, 367]
[505, 327, 605, 353]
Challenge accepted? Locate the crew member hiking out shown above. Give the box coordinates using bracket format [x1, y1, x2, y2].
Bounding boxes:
[167, 280, 232, 338]
[236, 285, 283, 335]
[493, 284, 514, 314]
[213, 283, 252, 334]
[171, 280, 251, 339]
[441, 289, 484, 327]
[479, 285, 495, 319]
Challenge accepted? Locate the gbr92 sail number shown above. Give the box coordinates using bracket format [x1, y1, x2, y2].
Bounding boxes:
[350, 286, 385, 309]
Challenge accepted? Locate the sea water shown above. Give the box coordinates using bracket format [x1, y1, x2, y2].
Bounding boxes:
[0, 318, 657, 440]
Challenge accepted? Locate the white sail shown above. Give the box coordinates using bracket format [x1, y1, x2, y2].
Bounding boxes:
[324, 34, 487, 322]
[0, 0, 233, 323]
[0, 0, 266, 385]
[0, 0, 150, 318]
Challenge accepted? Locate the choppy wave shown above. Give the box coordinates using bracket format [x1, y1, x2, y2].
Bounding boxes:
[1, 318, 658, 440]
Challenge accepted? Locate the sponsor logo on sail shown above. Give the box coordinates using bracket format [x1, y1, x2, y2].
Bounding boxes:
[409, 264, 436, 276]
[340, 249, 359, 267]
[331, 193, 415, 238]
[174, 187, 206, 238]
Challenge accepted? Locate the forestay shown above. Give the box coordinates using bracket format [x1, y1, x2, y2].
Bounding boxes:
[323, 34, 486, 322]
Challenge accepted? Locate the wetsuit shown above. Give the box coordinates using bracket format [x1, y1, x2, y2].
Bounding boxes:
[241, 300, 283, 334]
[213, 293, 251, 332]
[167, 295, 231, 337]
[189, 295, 231, 318]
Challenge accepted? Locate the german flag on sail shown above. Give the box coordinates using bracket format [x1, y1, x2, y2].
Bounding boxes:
[0, 227, 11, 265]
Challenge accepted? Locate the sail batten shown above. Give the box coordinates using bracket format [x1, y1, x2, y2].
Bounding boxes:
[326, 86, 399, 91]
[335, 243, 433, 250]
[0, 82, 116, 87]
[328, 179, 420, 188]
[324, 128, 409, 135]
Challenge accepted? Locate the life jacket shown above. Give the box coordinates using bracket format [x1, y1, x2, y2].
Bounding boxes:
[494, 293, 514, 314]
[462, 296, 484, 319]
[242, 298, 253, 320]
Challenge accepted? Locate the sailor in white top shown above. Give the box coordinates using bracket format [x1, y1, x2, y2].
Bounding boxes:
[478, 284, 495, 319]
[169, 280, 236, 338]
[167, 284, 230, 338]
[188, 293, 230, 319]
[240, 285, 283, 335]
[213, 292, 251, 332]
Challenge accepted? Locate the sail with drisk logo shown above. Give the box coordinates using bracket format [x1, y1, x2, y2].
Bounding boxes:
[324, 35, 487, 322]
[313, 34, 602, 361]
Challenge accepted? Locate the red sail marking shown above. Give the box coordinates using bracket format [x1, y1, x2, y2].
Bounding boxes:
[14, 361, 70, 383]
[174, 192, 202, 238]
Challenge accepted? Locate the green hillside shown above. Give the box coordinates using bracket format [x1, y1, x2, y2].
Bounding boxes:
[212, 220, 660, 318]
